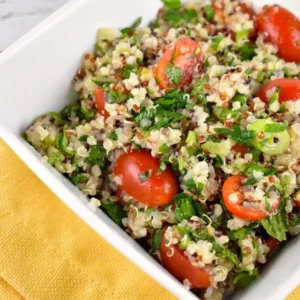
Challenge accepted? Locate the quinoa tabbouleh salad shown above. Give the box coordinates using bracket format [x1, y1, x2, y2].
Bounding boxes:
[25, 0, 300, 298]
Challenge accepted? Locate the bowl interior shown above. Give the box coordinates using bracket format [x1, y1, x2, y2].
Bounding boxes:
[0, 0, 300, 299]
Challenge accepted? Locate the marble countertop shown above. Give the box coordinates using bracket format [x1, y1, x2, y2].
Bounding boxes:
[0, 0, 69, 52]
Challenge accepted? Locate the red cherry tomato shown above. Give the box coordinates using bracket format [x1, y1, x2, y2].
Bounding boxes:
[232, 144, 250, 158]
[159, 227, 211, 288]
[257, 78, 300, 103]
[256, 5, 300, 62]
[113, 150, 178, 207]
[222, 175, 280, 221]
[155, 38, 202, 90]
[95, 87, 110, 118]
[295, 200, 300, 209]
[265, 237, 280, 260]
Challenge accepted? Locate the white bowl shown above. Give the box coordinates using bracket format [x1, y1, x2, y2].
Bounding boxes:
[0, 0, 299, 299]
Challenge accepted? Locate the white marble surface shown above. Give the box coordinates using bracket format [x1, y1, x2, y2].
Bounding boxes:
[0, 0, 69, 52]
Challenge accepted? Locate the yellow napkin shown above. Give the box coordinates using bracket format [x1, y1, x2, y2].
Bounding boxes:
[0, 138, 298, 300]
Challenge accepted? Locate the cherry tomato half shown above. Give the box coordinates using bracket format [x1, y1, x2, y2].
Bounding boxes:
[265, 237, 280, 260]
[257, 78, 300, 103]
[155, 38, 202, 90]
[295, 200, 300, 209]
[222, 175, 279, 221]
[159, 227, 211, 288]
[113, 150, 178, 207]
[256, 5, 300, 62]
[95, 87, 110, 118]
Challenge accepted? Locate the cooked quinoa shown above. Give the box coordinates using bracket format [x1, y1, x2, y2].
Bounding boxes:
[25, 0, 300, 298]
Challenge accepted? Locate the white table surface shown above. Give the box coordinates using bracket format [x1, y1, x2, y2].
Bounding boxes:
[0, 0, 69, 52]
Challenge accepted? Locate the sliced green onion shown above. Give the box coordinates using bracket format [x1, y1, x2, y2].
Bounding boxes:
[250, 119, 290, 155]
[204, 5, 215, 21]
[201, 139, 235, 156]
[212, 34, 224, 51]
[186, 131, 198, 146]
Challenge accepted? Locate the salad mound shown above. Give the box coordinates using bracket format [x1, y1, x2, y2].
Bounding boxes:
[24, 0, 300, 298]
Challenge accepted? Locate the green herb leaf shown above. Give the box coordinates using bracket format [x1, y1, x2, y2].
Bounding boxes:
[157, 161, 167, 174]
[232, 93, 247, 106]
[138, 169, 153, 183]
[79, 135, 89, 142]
[109, 131, 118, 141]
[56, 127, 75, 157]
[214, 125, 255, 146]
[156, 89, 187, 109]
[101, 202, 127, 225]
[240, 42, 256, 61]
[260, 212, 288, 242]
[233, 271, 258, 289]
[166, 64, 183, 85]
[163, 9, 198, 26]
[265, 122, 288, 133]
[60, 104, 80, 121]
[104, 88, 128, 104]
[174, 193, 197, 222]
[228, 223, 258, 240]
[135, 107, 185, 131]
[121, 17, 142, 35]
[122, 65, 139, 79]
[70, 174, 88, 184]
[87, 144, 106, 167]
[245, 164, 276, 177]
[92, 79, 113, 86]
[290, 213, 300, 227]
[152, 229, 163, 252]
[204, 5, 215, 21]
[243, 178, 258, 186]
[162, 0, 181, 9]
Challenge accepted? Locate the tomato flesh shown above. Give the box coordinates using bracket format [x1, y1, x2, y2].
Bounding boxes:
[257, 78, 300, 103]
[113, 150, 178, 207]
[222, 175, 279, 221]
[256, 5, 300, 62]
[232, 144, 250, 158]
[159, 227, 211, 288]
[155, 38, 202, 90]
[95, 87, 110, 118]
[265, 237, 280, 260]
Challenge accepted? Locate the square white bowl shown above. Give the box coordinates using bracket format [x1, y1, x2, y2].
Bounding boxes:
[0, 0, 300, 299]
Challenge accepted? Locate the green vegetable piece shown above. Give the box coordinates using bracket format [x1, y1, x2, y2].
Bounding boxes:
[233, 271, 258, 289]
[104, 88, 128, 104]
[232, 93, 247, 106]
[122, 65, 139, 79]
[121, 17, 142, 35]
[215, 125, 255, 146]
[212, 34, 224, 51]
[56, 128, 74, 157]
[243, 178, 258, 186]
[236, 30, 250, 44]
[152, 229, 163, 252]
[213, 155, 224, 169]
[166, 64, 183, 85]
[79, 135, 89, 142]
[265, 122, 288, 133]
[138, 169, 153, 183]
[135, 107, 185, 131]
[250, 119, 290, 155]
[204, 5, 215, 21]
[60, 104, 79, 121]
[290, 213, 300, 227]
[162, 0, 181, 9]
[70, 174, 88, 184]
[87, 144, 106, 167]
[186, 131, 198, 146]
[109, 131, 118, 141]
[260, 212, 288, 242]
[228, 224, 258, 240]
[156, 89, 187, 109]
[240, 42, 256, 61]
[178, 156, 184, 171]
[159, 144, 170, 154]
[174, 193, 197, 222]
[101, 202, 127, 225]
[92, 79, 113, 87]
[157, 161, 167, 174]
[269, 92, 279, 104]
[201, 139, 235, 156]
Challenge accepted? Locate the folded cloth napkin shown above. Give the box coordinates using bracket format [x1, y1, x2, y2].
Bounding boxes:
[0, 138, 298, 300]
